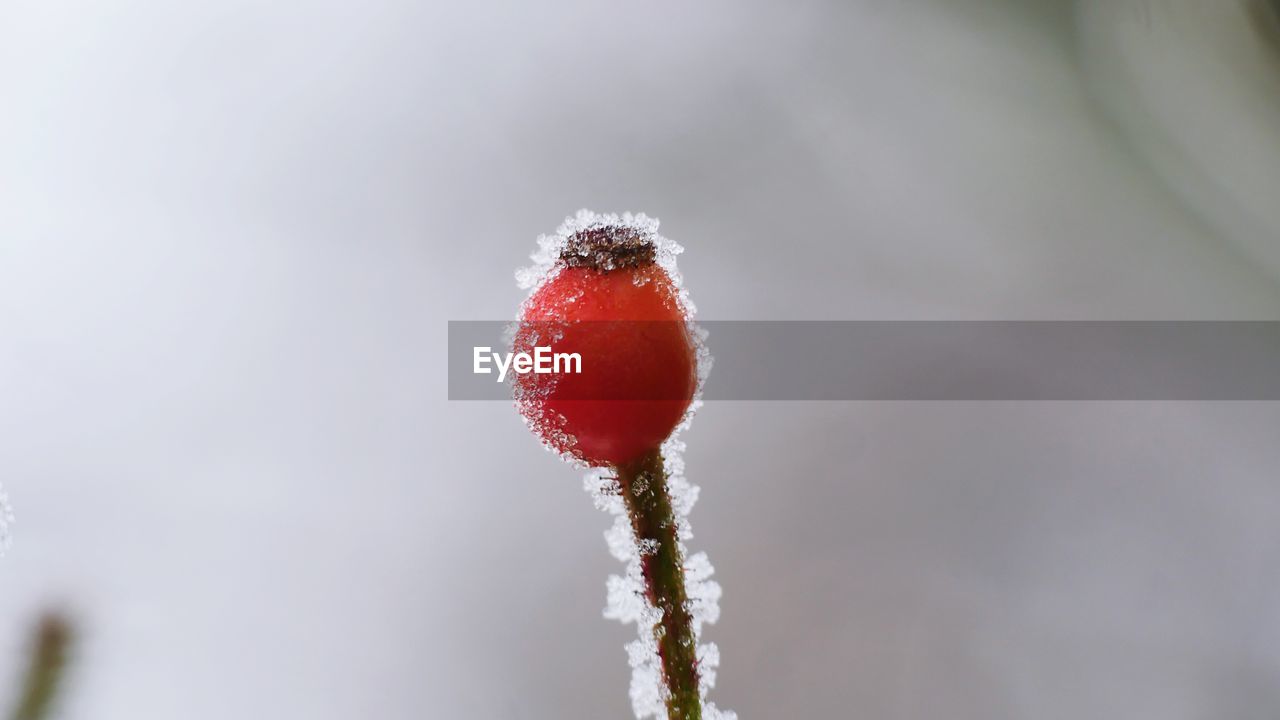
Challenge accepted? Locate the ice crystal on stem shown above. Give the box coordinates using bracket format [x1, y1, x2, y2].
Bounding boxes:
[590, 438, 736, 720]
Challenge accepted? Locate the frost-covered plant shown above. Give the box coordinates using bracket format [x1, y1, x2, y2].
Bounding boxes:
[512, 212, 734, 720]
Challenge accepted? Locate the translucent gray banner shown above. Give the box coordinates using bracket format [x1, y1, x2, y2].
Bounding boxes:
[448, 321, 1280, 400]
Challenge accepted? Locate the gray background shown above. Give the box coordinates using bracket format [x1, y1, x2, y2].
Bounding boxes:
[3, 1, 1280, 718]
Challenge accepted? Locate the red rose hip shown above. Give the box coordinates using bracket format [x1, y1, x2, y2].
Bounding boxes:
[514, 225, 697, 467]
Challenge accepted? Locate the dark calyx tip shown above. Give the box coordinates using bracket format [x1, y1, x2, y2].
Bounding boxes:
[561, 226, 656, 271]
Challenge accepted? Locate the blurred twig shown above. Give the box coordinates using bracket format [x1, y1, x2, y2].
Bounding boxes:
[8, 614, 72, 720]
[1253, 0, 1280, 53]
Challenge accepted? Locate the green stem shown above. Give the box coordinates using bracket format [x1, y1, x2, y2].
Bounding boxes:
[8, 614, 71, 720]
[616, 448, 701, 720]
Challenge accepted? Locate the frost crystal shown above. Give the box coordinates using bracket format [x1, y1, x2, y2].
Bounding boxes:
[609, 436, 734, 720]
[591, 436, 735, 720]
[521, 211, 733, 720]
[0, 483, 12, 556]
[516, 210, 698, 318]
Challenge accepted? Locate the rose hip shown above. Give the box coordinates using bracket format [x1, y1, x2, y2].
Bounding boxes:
[514, 226, 697, 467]
[513, 215, 727, 720]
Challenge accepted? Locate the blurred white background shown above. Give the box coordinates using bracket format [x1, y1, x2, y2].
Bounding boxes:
[3, 1, 1280, 718]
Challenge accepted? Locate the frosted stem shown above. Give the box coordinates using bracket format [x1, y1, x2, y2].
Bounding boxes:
[616, 448, 701, 720]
